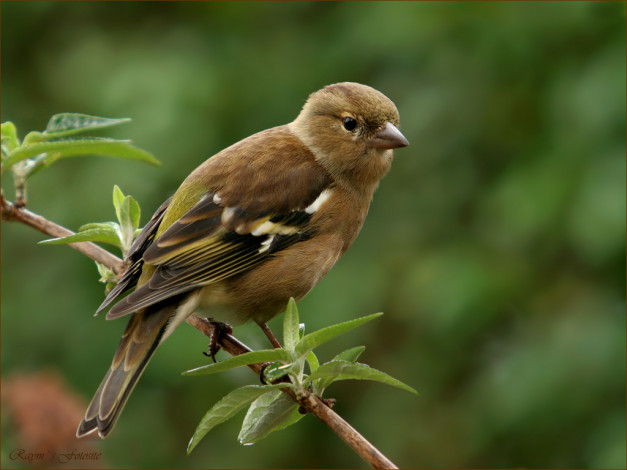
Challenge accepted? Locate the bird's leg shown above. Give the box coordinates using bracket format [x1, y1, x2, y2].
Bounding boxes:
[201, 319, 233, 362]
[256, 321, 282, 349]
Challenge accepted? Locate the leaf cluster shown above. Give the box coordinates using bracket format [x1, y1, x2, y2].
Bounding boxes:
[184, 299, 417, 453]
[1, 113, 159, 175]
[1, 113, 159, 207]
[2, 114, 160, 287]
[40, 185, 141, 257]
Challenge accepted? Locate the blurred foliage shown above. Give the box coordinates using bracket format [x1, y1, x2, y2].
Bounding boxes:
[1, 1, 625, 469]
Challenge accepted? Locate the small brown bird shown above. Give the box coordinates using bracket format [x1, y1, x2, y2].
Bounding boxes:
[77, 82, 408, 438]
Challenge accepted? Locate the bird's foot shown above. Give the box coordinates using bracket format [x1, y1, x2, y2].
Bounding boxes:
[201, 319, 233, 363]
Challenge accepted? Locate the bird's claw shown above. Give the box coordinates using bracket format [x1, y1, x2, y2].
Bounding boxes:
[201, 319, 232, 363]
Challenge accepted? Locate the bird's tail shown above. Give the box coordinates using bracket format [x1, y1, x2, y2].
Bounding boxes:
[76, 303, 176, 438]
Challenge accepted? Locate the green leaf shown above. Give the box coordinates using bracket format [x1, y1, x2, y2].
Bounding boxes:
[306, 351, 320, 374]
[305, 360, 418, 395]
[40, 113, 131, 141]
[128, 196, 141, 230]
[283, 297, 299, 351]
[118, 197, 135, 241]
[2, 137, 160, 171]
[314, 346, 367, 392]
[1, 121, 20, 157]
[112, 186, 141, 255]
[261, 362, 295, 384]
[22, 114, 131, 144]
[38, 227, 122, 248]
[79, 221, 122, 234]
[238, 391, 304, 445]
[112, 185, 125, 215]
[294, 312, 383, 357]
[95, 261, 118, 286]
[183, 349, 292, 376]
[187, 384, 284, 454]
[332, 345, 366, 363]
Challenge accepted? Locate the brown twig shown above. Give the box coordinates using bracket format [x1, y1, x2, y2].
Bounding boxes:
[1, 194, 125, 275]
[3, 196, 399, 469]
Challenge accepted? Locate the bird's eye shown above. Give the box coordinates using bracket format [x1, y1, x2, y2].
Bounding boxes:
[342, 116, 357, 132]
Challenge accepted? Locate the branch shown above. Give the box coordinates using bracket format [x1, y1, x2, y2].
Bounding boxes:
[2, 195, 399, 469]
[1, 193, 125, 275]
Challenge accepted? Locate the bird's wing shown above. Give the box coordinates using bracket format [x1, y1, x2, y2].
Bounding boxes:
[104, 131, 333, 319]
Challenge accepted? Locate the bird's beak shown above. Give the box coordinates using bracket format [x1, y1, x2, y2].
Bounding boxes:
[370, 123, 409, 149]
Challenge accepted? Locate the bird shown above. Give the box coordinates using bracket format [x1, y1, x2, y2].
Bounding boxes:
[76, 82, 409, 438]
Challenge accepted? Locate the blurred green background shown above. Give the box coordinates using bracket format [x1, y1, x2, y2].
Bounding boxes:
[1, 1, 625, 468]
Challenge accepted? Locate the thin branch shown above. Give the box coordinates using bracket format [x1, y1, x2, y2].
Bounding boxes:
[3, 196, 399, 469]
[1, 193, 125, 275]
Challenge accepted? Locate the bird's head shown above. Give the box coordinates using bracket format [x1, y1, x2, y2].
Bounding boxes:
[291, 82, 409, 192]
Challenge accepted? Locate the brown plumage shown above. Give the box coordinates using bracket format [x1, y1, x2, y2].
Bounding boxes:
[77, 82, 409, 438]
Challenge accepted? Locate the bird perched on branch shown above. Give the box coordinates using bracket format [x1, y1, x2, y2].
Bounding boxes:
[77, 82, 409, 438]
